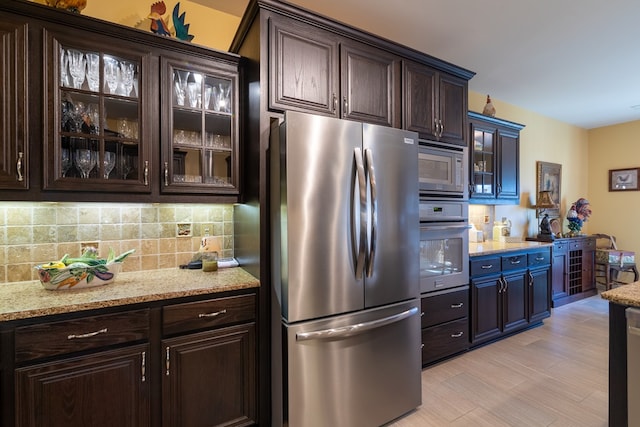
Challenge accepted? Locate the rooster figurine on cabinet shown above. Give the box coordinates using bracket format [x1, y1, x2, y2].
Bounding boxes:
[482, 94, 496, 117]
[148, 2, 195, 42]
[46, 0, 87, 13]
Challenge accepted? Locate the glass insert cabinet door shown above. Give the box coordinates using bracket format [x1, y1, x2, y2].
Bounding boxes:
[470, 124, 495, 198]
[162, 58, 238, 194]
[44, 32, 152, 192]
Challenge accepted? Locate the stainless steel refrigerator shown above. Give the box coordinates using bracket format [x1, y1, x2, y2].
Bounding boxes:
[270, 111, 421, 427]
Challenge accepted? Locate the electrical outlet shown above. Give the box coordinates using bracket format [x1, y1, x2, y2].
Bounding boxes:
[484, 215, 490, 224]
[81, 241, 100, 253]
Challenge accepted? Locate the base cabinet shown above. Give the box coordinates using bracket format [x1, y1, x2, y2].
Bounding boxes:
[15, 345, 150, 427]
[5, 290, 257, 427]
[471, 247, 551, 346]
[421, 287, 469, 365]
[551, 237, 596, 307]
[162, 324, 256, 427]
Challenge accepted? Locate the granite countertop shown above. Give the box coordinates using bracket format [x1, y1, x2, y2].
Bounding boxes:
[0, 267, 260, 322]
[469, 240, 553, 256]
[601, 283, 640, 308]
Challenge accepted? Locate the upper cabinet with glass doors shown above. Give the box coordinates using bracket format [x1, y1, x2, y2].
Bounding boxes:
[161, 57, 238, 195]
[43, 29, 153, 193]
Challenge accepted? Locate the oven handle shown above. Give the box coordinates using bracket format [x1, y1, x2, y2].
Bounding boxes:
[354, 147, 367, 280]
[365, 148, 377, 278]
[421, 224, 472, 231]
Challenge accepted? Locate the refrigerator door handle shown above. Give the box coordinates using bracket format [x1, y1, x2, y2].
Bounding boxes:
[296, 307, 418, 341]
[364, 148, 377, 277]
[354, 147, 367, 279]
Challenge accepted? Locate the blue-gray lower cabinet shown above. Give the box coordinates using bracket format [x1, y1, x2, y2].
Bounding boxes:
[470, 247, 551, 346]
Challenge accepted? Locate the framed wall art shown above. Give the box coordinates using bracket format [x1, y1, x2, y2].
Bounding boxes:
[536, 161, 562, 218]
[609, 167, 640, 191]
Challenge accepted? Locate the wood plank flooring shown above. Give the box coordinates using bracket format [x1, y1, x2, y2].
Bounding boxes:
[390, 295, 609, 426]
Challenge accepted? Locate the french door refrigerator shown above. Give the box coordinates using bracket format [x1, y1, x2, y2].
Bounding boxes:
[270, 111, 421, 427]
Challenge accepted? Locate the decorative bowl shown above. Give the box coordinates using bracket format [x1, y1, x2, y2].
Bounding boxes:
[35, 262, 123, 290]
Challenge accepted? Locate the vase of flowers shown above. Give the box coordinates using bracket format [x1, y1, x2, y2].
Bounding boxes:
[566, 198, 592, 236]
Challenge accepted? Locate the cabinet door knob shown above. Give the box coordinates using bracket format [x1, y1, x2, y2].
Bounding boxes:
[343, 96, 348, 113]
[332, 93, 337, 112]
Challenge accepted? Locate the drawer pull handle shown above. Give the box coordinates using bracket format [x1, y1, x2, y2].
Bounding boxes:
[198, 309, 227, 318]
[451, 332, 464, 338]
[420, 311, 425, 317]
[535, 256, 545, 261]
[67, 328, 108, 340]
[451, 303, 464, 309]
[481, 264, 493, 269]
[510, 259, 522, 264]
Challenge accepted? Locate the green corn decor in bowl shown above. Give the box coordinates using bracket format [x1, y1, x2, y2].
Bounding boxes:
[35, 248, 135, 290]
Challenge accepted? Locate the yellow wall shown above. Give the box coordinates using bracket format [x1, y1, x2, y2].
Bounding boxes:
[469, 92, 590, 239]
[588, 122, 640, 254]
[32, 0, 240, 51]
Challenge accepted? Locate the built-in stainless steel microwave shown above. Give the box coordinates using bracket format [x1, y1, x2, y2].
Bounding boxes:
[418, 141, 467, 199]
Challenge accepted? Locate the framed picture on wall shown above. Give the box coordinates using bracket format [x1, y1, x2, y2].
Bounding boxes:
[536, 161, 562, 218]
[609, 167, 640, 191]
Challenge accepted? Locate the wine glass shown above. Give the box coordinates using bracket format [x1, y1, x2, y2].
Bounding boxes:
[104, 57, 120, 94]
[85, 53, 100, 92]
[60, 48, 69, 87]
[119, 61, 135, 96]
[103, 151, 116, 179]
[72, 101, 86, 133]
[74, 145, 96, 178]
[204, 85, 212, 110]
[61, 147, 71, 177]
[68, 50, 86, 89]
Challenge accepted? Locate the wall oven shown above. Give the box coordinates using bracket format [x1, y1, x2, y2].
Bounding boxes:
[418, 141, 467, 199]
[419, 199, 470, 294]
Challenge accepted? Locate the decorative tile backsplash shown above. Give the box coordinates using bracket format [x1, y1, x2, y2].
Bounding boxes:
[0, 202, 234, 284]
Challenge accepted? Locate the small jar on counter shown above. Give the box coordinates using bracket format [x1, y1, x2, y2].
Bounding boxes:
[202, 251, 218, 272]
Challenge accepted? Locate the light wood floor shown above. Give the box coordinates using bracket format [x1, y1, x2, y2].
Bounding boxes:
[391, 295, 609, 427]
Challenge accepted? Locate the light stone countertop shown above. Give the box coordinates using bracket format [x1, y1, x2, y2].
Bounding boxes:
[469, 240, 553, 257]
[0, 267, 259, 322]
[601, 283, 640, 308]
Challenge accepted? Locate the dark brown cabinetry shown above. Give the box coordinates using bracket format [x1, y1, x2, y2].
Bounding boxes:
[403, 61, 468, 145]
[1, 1, 240, 202]
[161, 294, 257, 426]
[15, 345, 150, 427]
[0, 16, 28, 191]
[551, 236, 597, 307]
[160, 56, 239, 194]
[468, 111, 524, 203]
[4, 290, 257, 427]
[470, 247, 551, 345]
[268, 13, 399, 126]
[14, 309, 151, 427]
[420, 287, 469, 366]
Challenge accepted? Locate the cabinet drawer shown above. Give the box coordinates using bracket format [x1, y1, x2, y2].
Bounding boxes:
[421, 318, 469, 365]
[553, 241, 568, 254]
[163, 293, 255, 335]
[501, 254, 527, 271]
[15, 309, 150, 363]
[470, 257, 501, 276]
[528, 249, 551, 267]
[421, 288, 468, 328]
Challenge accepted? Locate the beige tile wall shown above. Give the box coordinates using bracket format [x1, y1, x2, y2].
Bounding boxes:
[0, 202, 234, 283]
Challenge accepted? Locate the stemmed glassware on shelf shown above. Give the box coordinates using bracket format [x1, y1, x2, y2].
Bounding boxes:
[85, 53, 100, 92]
[104, 57, 120, 95]
[120, 61, 135, 97]
[68, 50, 86, 90]
[74, 144, 96, 179]
[60, 48, 69, 87]
[61, 148, 71, 177]
[103, 151, 116, 179]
